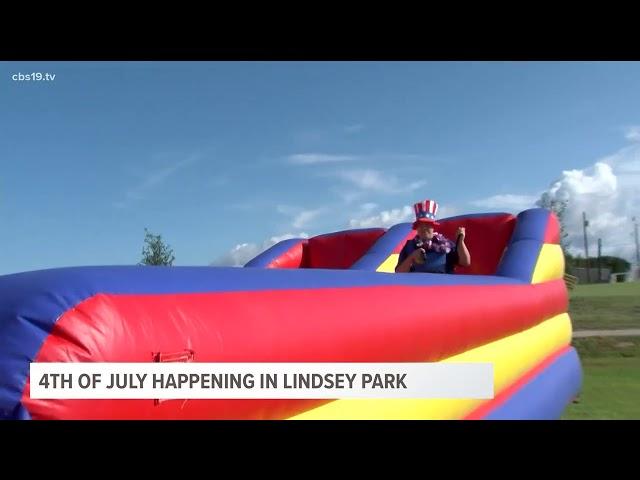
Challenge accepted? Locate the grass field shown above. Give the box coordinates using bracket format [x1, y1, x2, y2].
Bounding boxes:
[562, 336, 640, 419]
[569, 282, 640, 330]
[563, 282, 640, 419]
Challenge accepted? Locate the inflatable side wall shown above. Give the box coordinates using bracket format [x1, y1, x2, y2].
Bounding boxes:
[252, 208, 581, 419]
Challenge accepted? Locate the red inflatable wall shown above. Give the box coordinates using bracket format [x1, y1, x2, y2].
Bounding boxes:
[305, 229, 386, 269]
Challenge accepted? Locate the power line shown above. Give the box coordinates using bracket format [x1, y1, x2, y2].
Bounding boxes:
[633, 216, 639, 267]
[598, 238, 602, 282]
[583, 212, 591, 283]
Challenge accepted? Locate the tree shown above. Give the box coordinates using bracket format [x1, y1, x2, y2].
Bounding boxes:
[570, 255, 630, 273]
[140, 228, 175, 266]
[537, 194, 570, 255]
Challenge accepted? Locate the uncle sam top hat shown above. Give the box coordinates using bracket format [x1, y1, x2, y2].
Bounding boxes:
[412, 199, 440, 229]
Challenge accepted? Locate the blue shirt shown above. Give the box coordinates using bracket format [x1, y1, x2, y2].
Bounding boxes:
[397, 236, 459, 274]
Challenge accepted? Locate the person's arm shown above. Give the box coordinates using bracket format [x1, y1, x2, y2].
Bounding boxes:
[456, 227, 471, 267]
[395, 248, 424, 272]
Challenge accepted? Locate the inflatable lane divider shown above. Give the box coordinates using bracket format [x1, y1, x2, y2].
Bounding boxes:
[468, 347, 582, 420]
[244, 238, 308, 269]
[496, 208, 562, 284]
[465, 345, 569, 419]
[288, 313, 571, 420]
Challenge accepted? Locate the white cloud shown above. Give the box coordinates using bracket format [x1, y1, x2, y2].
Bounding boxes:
[336, 169, 426, 194]
[288, 153, 358, 165]
[624, 126, 640, 142]
[338, 191, 365, 205]
[339, 169, 387, 191]
[269, 233, 309, 244]
[114, 154, 200, 208]
[537, 144, 640, 262]
[407, 180, 428, 191]
[211, 233, 309, 267]
[210, 243, 262, 267]
[617, 160, 640, 175]
[277, 205, 326, 229]
[434, 205, 459, 219]
[360, 203, 378, 214]
[470, 194, 539, 212]
[276, 205, 295, 215]
[344, 124, 364, 134]
[292, 209, 324, 229]
[349, 204, 458, 228]
[464, 143, 638, 262]
[349, 206, 413, 228]
[348, 204, 459, 229]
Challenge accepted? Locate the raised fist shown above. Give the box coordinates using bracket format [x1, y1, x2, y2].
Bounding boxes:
[411, 248, 426, 264]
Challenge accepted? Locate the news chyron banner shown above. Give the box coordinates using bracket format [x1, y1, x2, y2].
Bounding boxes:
[30, 363, 493, 400]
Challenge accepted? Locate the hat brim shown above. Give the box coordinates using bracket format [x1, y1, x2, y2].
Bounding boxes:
[412, 218, 440, 229]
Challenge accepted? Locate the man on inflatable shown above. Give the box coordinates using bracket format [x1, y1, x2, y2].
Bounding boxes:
[395, 199, 471, 273]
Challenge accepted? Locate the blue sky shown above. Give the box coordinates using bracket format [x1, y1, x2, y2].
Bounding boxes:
[1, 61, 639, 274]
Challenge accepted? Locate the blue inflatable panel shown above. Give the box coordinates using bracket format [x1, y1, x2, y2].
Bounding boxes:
[244, 238, 304, 268]
[485, 347, 583, 420]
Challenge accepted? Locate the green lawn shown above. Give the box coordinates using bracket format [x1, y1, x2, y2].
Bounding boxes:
[569, 282, 640, 330]
[562, 336, 640, 419]
[562, 283, 640, 419]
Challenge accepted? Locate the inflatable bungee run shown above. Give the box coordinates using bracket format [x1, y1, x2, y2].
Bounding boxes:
[0, 208, 582, 420]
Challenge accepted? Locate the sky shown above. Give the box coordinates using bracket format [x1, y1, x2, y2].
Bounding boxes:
[0, 61, 639, 274]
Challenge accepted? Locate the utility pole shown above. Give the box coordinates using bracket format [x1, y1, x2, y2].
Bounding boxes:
[583, 212, 591, 283]
[597, 238, 602, 283]
[634, 217, 639, 267]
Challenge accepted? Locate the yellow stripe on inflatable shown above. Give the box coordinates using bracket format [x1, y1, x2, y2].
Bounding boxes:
[531, 243, 565, 284]
[288, 313, 571, 419]
[376, 254, 400, 273]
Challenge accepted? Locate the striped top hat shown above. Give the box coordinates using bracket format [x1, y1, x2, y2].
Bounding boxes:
[412, 199, 440, 229]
